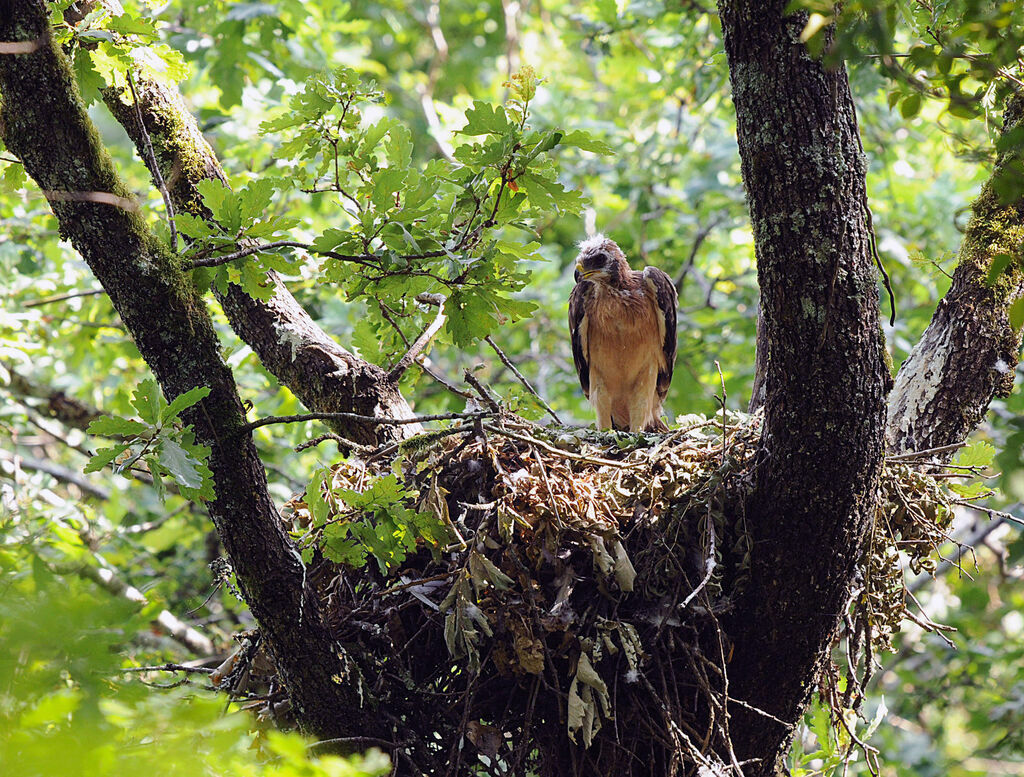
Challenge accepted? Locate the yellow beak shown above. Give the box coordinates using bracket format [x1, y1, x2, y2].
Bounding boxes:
[575, 260, 598, 279]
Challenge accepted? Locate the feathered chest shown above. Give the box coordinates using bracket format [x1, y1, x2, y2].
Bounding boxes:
[585, 282, 662, 348]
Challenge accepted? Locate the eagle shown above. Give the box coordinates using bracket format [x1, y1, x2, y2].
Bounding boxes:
[568, 235, 678, 432]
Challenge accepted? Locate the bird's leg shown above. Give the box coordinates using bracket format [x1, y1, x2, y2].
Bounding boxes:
[590, 387, 614, 430]
[627, 369, 658, 432]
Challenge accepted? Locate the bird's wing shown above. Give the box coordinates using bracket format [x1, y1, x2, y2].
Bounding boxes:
[643, 266, 678, 400]
[568, 281, 590, 398]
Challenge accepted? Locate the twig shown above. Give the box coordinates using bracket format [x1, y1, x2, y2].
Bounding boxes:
[294, 432, 373, 454]
[190, 240, 318, 268]
[485, 335, 562, 424]
[886, 440, 967, 462]
[952, 501, 1024, 528]
[22, 288, 106, 308]
[378, 572, 455, 597]
[463, 369, 502, 414]
[482, 423, 644, 470]
[0, 449, 110, 500]
[679, 513, 716, 610]
[120, 663, 216, 675]
[388, 301, 447, 382]
[908, 516, 1008, 593]
[76, 561, 215, 655]
[715, 360, 728, 465]
[307, 736, 407, 753]
[243, 410, 492, 434]
[127, 71, 177, 252]
[189, 239, 446, 270]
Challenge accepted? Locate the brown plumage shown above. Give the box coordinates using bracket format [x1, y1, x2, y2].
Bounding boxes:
[568, 235, 678, 432]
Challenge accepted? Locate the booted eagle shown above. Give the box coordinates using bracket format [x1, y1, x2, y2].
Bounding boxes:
[568, 235, 678, 432]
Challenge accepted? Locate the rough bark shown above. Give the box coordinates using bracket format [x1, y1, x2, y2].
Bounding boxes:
[886, 93, 1024, 455]
[102, 78, 420, 447]
[0, 0, 371, 739]
[717, 3, 890, 772]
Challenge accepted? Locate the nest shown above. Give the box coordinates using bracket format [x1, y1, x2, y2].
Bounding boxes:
[227, 412, 960, 775]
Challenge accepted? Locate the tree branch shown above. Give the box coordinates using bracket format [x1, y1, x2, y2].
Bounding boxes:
[886, 91, 1024, 455]
[244, 409, 491, 434]
[387, 298, 447, 382]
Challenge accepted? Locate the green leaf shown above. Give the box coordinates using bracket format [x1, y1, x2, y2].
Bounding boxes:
[955, 440, 997, 468]
[86, 416, 150, 438]
[197, 179, 241, 233]
[559, 130, 616, 155]
[157, 439, 205, 488]
[237, 179, 275, 225]
[84, 444, 130, 474]
[900, 93, 923, 119]
[371, 167, 408, 209]
[948, 481, 991, 499]
[306, 468, 330, 528]
[131, 379, 163, 425]
[1009, 297, 1024, 331]
[986, 253, 1014, 286]
[385, 123, 413, 167]
[459, 101, 511, 136]
[161, 386, 211, 424]
[174, 212, 217, 239]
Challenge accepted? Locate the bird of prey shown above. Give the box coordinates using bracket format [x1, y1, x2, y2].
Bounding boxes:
[568, 235, 678, 432]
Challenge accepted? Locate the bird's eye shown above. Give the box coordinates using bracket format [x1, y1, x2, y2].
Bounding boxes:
[586, 252, 606, 269]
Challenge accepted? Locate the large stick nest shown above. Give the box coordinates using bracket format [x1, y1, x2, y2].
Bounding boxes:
[226, 412, 960, 776]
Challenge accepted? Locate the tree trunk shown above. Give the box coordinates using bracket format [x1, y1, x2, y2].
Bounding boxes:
[886, 93, 1024, 455]
[102, 78, 420, 447]
[0, 0, 373, 740]
[716, 3, 890, 771]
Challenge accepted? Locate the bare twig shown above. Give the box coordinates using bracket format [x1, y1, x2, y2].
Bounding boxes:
[79, 562, 216, 656]
[464, 369, 503, 414]
[189, 239, 446, 270]
[388, 301, 447, 382]
[886, 440, 967, 462]
[120, 662, 216, 675]
[22, 288, 106, 308]
[243, 410, 492, 434]
[679, 513, 716, 610]
[485, 335, 562, 424]
[482, 423, 644, 470]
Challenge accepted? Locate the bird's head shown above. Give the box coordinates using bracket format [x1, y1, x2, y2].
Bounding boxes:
[574, 234, 630, 287]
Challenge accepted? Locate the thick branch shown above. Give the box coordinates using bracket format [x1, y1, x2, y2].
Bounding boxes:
[0, 2, 368, 738]
[717, 3, 890, 772]
[886, 92, 1024, 455]
[101, 77, 421, 447]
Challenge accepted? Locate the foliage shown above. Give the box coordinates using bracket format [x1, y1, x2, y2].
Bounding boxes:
[296, 467, 445, 573]
[85, 379, 214, 502]
[0, 492, 389, 777]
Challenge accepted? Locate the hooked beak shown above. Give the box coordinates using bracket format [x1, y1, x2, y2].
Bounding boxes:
[574, 259, 600, 283]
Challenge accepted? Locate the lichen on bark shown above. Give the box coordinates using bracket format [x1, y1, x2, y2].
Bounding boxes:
[887, 91, 1024, 455]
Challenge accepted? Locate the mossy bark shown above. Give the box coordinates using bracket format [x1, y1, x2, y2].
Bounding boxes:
[0, 0, 374, 740]
[717, 2, 890, 772]
[102, 78, 420, 447]
[887, 93, 1024, 455]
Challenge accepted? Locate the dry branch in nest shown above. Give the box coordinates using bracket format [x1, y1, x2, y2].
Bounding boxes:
[218, 412, 970, 776]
